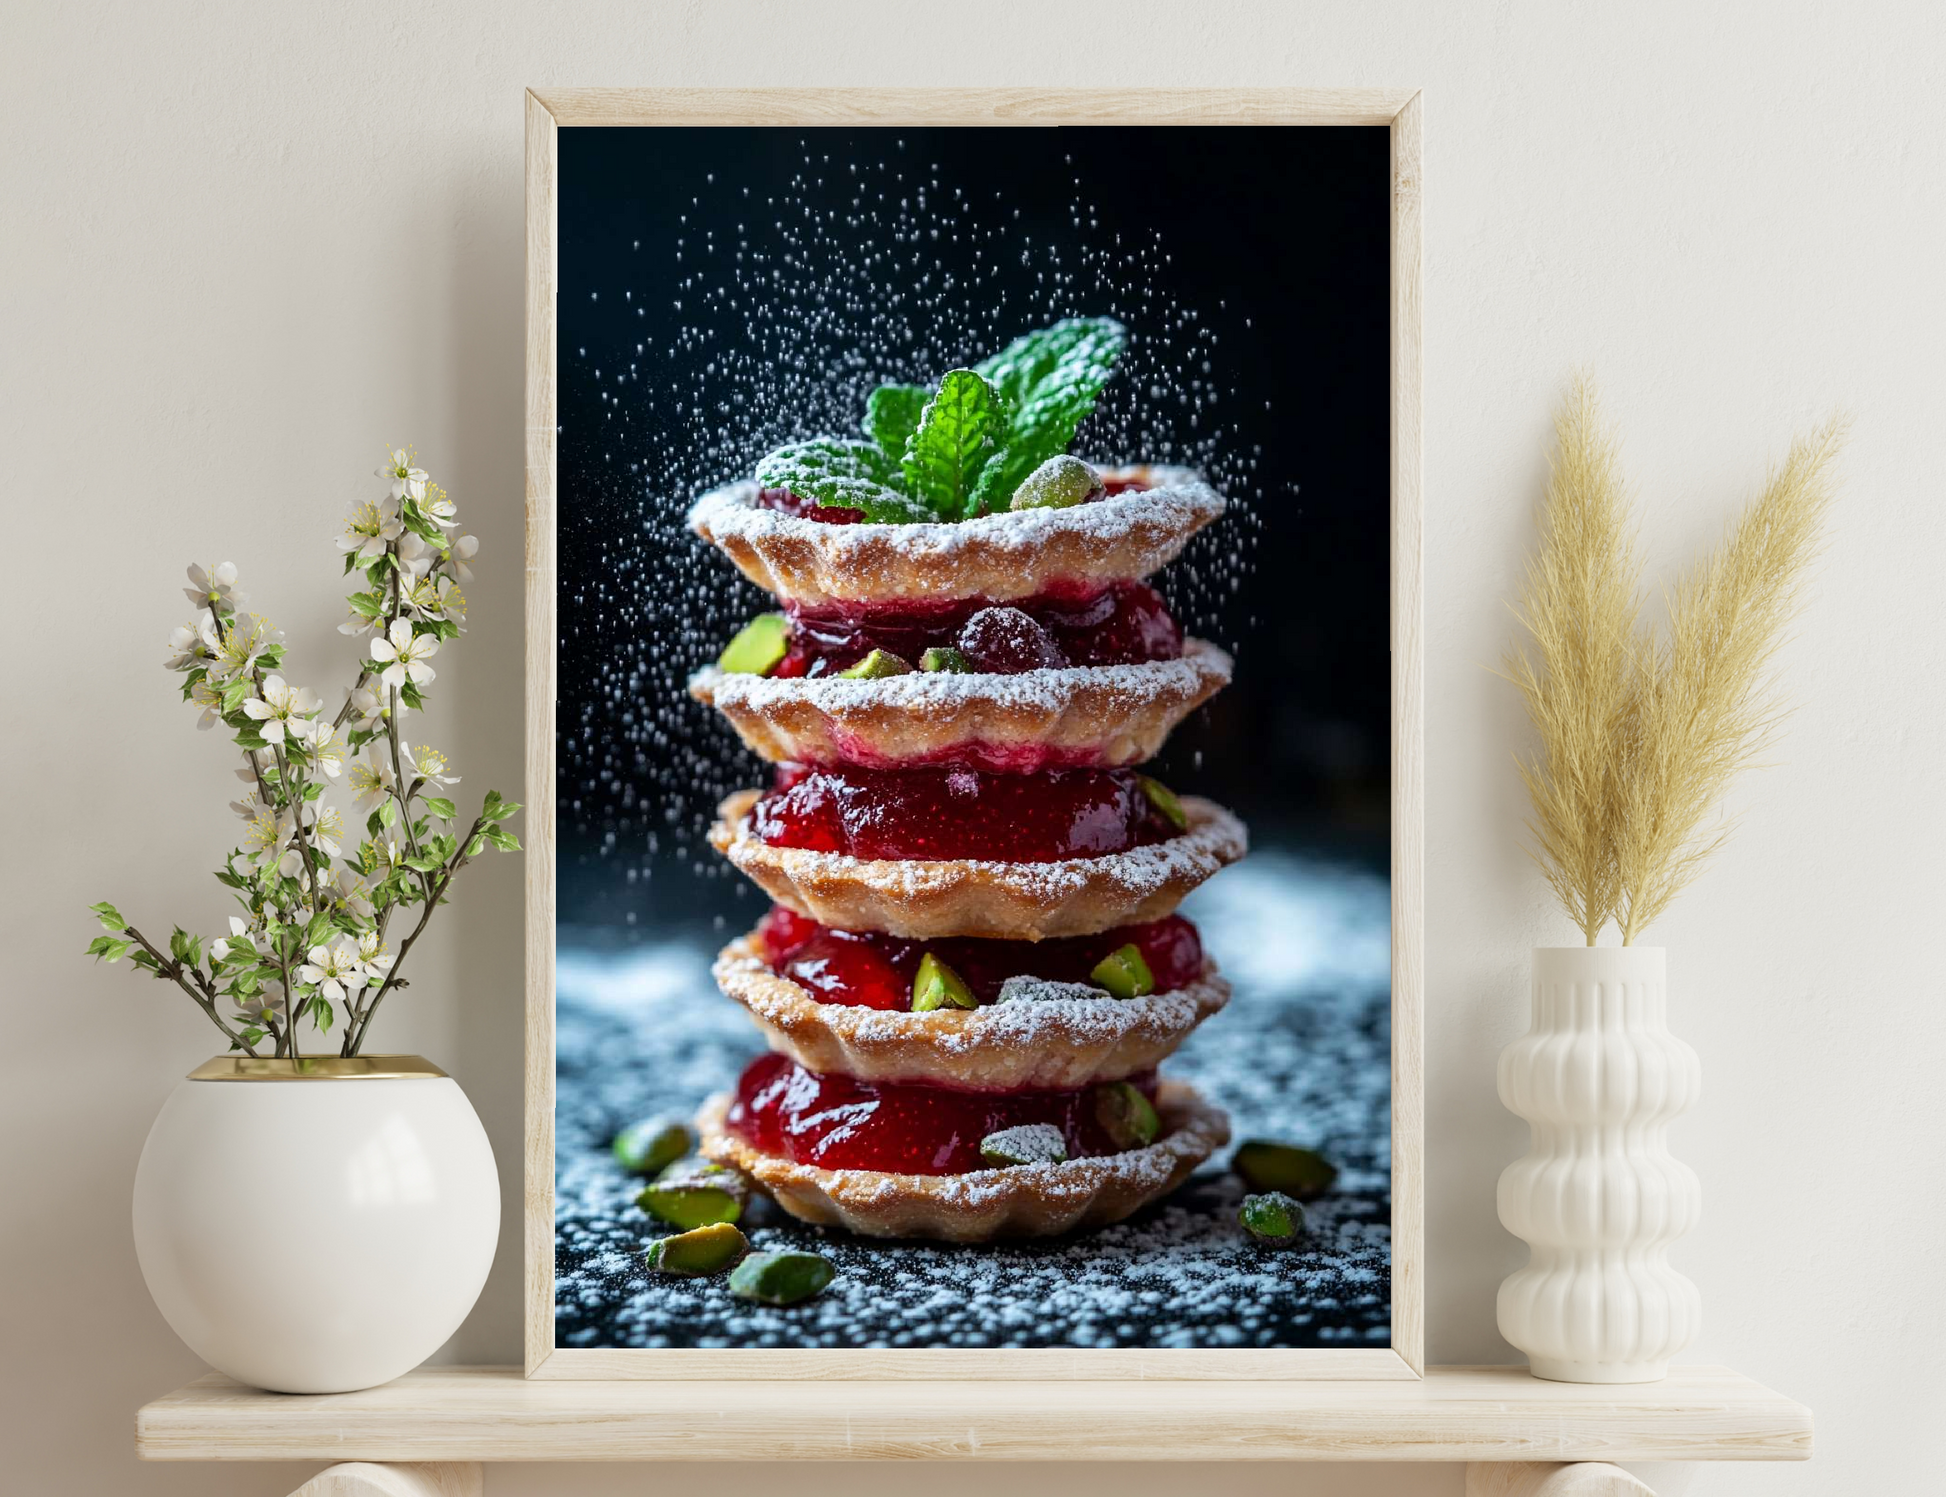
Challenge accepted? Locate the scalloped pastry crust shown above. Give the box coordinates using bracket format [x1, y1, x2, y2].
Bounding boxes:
[687, 466, 1225, 606]
[697, 1081, 1228, 1242]
[689, 639, 1232, 770]
[714, 932, 1231, 1089]
[708, 791, 1247, 941]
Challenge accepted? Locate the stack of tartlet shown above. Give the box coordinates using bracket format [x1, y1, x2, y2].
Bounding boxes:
[686, 461, 1247, 1243]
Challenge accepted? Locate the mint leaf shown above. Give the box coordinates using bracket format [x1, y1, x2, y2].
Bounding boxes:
[862, 384, 928, 464]
[902, 369, 1007, 520]
[754, 438, 930, 523]
[972, 317, 1127, 508]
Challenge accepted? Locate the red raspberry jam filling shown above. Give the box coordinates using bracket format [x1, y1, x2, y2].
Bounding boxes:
[754, 474, 1149, 527]
[750, 765, 1182, 861]
[769, 579, 1181, 679]
[757, 906, 1204, 1010]
[724, 1052, 1161, 1173]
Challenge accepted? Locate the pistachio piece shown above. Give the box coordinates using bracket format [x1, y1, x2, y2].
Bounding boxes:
[717, 613, 789, 676]
[1135, 774, 1189, 831]
[911, 951, 977, 1012]
[1232, 1140, 1339, 1201]
[645, 1221, 748, 1277]
[836, 648, 912, 679]
[919, 645, 973, 673]
[728, 1249, 836, 1306]
[1090, 943, 1155, 999]
[979, 1122, 1069, 1167]
[1239, 1191, 1307, 1247]
[612, 1116, 693, 1177]
[636, 1159, 748, 1230]
[1095, 1080, 1161, 1150]
[1010, 454, 1101, 511]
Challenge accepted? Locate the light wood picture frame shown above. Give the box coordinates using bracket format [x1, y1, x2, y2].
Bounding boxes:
[524, 87, 1424, 1382]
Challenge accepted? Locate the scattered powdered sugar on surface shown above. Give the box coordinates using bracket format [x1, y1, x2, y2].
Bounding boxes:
[995, 976, 1110, 1005]
[692, 640, 1232, 716]
[554, 850, 1392, 1350]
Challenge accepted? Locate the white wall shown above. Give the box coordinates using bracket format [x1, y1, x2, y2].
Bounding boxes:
[3, 3, 1938, 1493]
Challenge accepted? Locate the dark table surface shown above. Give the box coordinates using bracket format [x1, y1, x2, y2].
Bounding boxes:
[554, 851, 1393, 1351]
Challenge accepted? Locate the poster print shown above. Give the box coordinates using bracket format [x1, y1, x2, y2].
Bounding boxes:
[549, 123, 1396, 1355]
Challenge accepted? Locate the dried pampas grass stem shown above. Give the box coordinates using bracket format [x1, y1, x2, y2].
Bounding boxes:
[1506, 379, 1640, 943]
[1507, 384, 1845, 944]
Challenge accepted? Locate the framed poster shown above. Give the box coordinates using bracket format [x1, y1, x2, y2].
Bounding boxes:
[525, 89, 1422, 1380]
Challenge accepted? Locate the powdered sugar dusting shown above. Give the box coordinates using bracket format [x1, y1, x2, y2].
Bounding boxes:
[693, 640, 1231, 716]
[996, 976, 1109, 1004]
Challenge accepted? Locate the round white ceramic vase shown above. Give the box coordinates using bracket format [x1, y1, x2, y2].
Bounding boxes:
[133, 1055, 499, 1394]
[1496, 946, 1702, 1382]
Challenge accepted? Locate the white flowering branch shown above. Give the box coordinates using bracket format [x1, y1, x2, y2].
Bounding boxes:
[87, 450, 522, 1058]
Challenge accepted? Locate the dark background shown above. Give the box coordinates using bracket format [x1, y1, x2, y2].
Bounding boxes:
[555, 126, 1391, 937]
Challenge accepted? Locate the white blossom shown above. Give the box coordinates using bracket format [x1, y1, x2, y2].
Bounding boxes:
[183, 562, 241, 611]
[165, 611, 218, 672]
[310, 805, 345, 858]
[395, 531, 435, 580]
[369, 619, 437, 691]
[233, 980, 288, 1029]
[327, 868, 376, 923]
[241, 674, 321, 746]
[338, 498, 402, 563]
[419, 482, 458, 530]
[356, 929, 396, 985]
[208, 613, 281, 684]
[442, 533, 479, 584]
[188, 676, 226, 730]
[240, 804, 286, 868]
[377, 449, 428, 502]
[403, 741, 459, 792]
[345, 684, 395, 734]
[298, 935, 369, 1006]
[300, 720, 348, 779]
[347, 750, 396, 813]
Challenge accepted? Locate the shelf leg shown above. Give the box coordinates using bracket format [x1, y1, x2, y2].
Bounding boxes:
[287, 1463, 484, 1497]
[1466, 1464, 1655, 1497]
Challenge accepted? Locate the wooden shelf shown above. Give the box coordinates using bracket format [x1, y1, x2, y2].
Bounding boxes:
[137, 1365, 1810, 1465]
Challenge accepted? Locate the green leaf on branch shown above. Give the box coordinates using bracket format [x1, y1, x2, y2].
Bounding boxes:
[465, 835, 486, 858]
[400, 680, 427, 711]
[378, 799, 399, 828]
[87, 935, 132, 963]
[169, 928, 191, 962]
[482, 792, 523, 823]
[221, 676, 251, 713]
[346, 591, 384, 619]
[367, 810, 387, 838]
[404, 850, 444, 873]
[131, 949, 160, 973]
[902, 369, 1007, 521]
[753, 438, 931, 523]
[312, 997, 334, 1035]
[89, 901, 126, 932]
[863, 383, 929, 463]
[233, 728, 269, 751]
[484, 826, 522, 852]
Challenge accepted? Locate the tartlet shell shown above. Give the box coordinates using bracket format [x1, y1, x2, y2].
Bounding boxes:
[708, 791, 1248, 941]
[714, 932, 1231, 1089]
[687, 466, 1225, 606]
[697, 1081, 1229, 1242]
[690, 639, 1232, 770]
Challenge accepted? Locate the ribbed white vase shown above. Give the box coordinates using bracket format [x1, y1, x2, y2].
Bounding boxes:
[1496, 946, 1702, 1382]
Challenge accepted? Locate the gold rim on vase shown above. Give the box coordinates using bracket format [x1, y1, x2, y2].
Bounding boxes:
[186, 1055, 448, 1082]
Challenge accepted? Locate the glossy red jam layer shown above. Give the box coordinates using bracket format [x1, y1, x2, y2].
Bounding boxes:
[757, 906, 1204, 1010]
[724, 1052, 1160, 1173]
[750, 765, 1181, 861]
[770, 580, 1181, 679]
[755, 474, 1150, 527]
